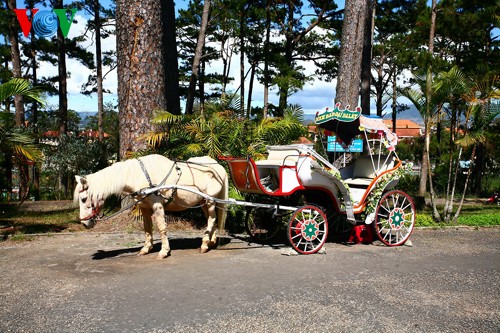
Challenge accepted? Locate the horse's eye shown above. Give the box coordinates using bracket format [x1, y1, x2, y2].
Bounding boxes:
[81, 197, 87, 203]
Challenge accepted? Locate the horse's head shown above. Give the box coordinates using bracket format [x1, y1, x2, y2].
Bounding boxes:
[74, 175, 104, 229]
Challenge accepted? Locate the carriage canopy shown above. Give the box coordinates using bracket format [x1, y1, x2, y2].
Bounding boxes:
[315, 102, 398, 150]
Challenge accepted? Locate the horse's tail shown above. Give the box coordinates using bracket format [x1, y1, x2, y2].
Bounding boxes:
[216, 168, 229, 235]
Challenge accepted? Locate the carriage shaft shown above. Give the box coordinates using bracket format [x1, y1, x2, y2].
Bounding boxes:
[137, 185, 298, 211]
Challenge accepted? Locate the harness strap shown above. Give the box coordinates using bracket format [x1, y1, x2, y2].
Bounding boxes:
[138, 158, 155, 188]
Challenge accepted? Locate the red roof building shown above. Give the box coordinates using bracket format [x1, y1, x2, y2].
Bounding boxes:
[382, 119, 423, 138]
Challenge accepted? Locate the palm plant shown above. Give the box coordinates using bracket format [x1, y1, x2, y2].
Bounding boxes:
[145, 97, 307, 159]
[449, 70, 500, 222]
[0, 78, 45, 161]
[0, 78, 45, 198]
[398, 67, 446, 216]
[401, 67, 500, 222]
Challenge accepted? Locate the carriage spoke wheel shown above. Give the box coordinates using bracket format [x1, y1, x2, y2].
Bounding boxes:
[374, 190, 415, 246]
[287, 205, 328, 254]
[245, 207, 285, 243]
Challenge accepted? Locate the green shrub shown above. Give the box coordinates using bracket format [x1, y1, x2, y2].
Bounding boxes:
[415, 214, 436, 227]
[457, 214, 500, 226]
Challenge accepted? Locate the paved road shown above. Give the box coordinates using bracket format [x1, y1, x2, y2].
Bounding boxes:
[0, 227, 499, 333]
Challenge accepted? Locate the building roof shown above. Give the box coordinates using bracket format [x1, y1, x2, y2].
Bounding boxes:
[382, 119, 423, 138]
[294, 136, 313, 145]
[42, 130, 110, 139]
[79, 130, 110, 138]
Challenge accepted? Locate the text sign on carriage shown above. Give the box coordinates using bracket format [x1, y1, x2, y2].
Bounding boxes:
[315, 103, 362, 124]
[327, 136, 363, 153]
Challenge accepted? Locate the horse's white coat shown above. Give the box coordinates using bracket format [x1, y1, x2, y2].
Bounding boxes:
[74, 154, 228, 259]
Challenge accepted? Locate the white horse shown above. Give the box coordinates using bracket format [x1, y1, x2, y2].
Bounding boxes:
[74, 154, 228, 259]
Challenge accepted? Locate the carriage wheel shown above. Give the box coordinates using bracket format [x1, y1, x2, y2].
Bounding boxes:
[245, 207, 287, 243]
[287, 205, 328, 254]
[374, 190, 415, 246]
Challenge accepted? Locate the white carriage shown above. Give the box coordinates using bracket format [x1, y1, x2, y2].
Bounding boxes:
[223, 104, 415, 254]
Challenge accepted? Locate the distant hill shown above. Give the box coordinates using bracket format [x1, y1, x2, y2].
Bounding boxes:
[383, 105, 423, 125]
[77, 111, 97, 129]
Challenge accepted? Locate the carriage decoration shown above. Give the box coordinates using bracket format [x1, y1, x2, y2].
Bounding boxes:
[75, 103, 415, 257]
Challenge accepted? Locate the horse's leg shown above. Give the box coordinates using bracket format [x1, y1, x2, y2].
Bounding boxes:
[152, 202, 170, 259]
[200, 202, 217, 253]
[138, 207, 154, 255]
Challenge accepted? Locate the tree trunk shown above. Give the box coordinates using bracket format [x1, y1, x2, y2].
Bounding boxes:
[426, 145, 441, 221]
[360, 0, 374, 115]
[161, 0, 181, 115]
[277, 3, 295, 116]
[94, 0, 104, 142]
[335, 0, 367, 108]
[453, 145, 476, 223]
[30, 6, 40, 200]
[7, 0, 29, 200]
[445, 147, 461, 221]
[7, 0, 24, 127]
[239, 7, 245, 115]
[391, 72, 397, 132]
[418, 0, 437, 198]
[199, 60, 205, 115]
[473, 142, 484, 195]
[263, 1, 271, 119]
[116, 0, 170, 158]
[418, 120, 431, 198]
[54, 0, 68, 135]
[247, 61, 256, 118]
[185, 0, 211, 115]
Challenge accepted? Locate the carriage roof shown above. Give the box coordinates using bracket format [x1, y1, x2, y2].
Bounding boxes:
[315, 103, 398, 150]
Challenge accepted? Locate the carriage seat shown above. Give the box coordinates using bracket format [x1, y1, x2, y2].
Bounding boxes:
[254, 148, 301, 167]
[340, 155, 394, 205]
[343, 155, 395, 187]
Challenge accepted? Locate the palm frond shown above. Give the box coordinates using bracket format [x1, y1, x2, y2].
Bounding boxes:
[151, 109, 184, 126]
[284, 104, 304, 123]
[0, 78, 45, 106]
[455, 132, 485, 147]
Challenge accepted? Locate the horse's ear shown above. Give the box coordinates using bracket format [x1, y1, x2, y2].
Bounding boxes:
[75, 176, 88, 189]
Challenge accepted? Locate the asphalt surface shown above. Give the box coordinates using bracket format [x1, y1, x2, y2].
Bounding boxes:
[0, 227, 499, 333]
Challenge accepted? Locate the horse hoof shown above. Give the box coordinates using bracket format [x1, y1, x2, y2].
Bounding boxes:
[200, 246, 210, 254]
[137, 247, 152, 256]
[156, 250, 170, 259]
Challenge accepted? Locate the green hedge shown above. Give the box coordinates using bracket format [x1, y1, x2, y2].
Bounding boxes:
[415, 212, 500, 227]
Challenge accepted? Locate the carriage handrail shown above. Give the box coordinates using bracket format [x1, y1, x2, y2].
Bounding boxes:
[136, 184, 299, 212]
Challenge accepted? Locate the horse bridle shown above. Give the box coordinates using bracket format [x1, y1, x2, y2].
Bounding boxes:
[79, 188, 102, 222]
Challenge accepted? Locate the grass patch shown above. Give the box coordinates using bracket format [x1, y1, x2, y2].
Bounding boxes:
[415, 204, 500, 227]
[9, 233, 34, 242]
[0, 202, 82, 235]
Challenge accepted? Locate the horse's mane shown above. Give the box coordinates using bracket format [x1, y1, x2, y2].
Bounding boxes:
[74, 159, 138, 202]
